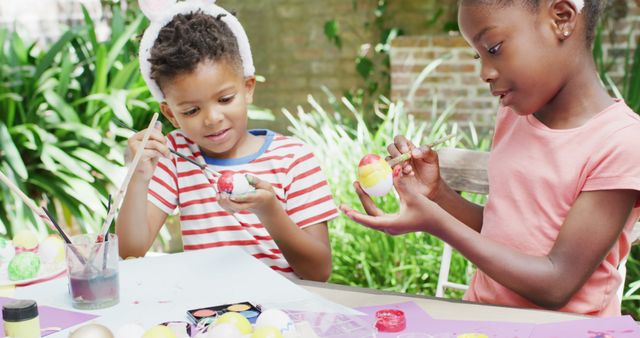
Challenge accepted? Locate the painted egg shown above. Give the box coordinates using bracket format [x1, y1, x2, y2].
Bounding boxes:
[69, 323, 115, 338]
[0, 237, 15, 266]
[12, 230, 39, 253]
[214, 312, 253, 334]
[251, 326, 283, 338]
[142, 325, 177, 338]
[217, 172, 255, 195]
[8, 252, 40, 281]
[255, 309, 295, 333]
[115, 323, 145, 338]
[38, 235, 65, 264]
[357, 154, 393, 197]
[205, 323, 243, 338]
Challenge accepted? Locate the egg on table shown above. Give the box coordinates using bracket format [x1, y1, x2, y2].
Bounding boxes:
[69, 323, 115, 338]
[12, 230, 39, 253]
[216, 172, 255, 195]
[255, 309, 295, 334]
[251, 326, 283, 338]
[214, 312, 253, 334]
[38, 235, 65, 264]
[115, 323, 146, 338]
[142, 325, 177, 338]
[357, 154, 393, 197]
[7, 252, 41, 281]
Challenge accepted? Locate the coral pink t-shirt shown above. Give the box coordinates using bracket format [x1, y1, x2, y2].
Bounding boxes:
[464, 100, 640, 316]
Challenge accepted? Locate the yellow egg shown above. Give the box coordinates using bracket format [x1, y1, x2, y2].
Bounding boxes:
[142, 325, 177, 338]
[215, 312, 253, 334]
[12, 230, 39, 251]
[457, 334, 489, 338]
[357, 154, 393, 196]
[251, 326, 283, 338]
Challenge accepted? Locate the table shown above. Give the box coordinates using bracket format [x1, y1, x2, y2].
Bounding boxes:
[12, 248, 599, 336]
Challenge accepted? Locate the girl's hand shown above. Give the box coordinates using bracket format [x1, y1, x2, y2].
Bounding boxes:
[217, 175, 279, 216]
[340, 171, 444, 236]
[387, 135, 442, 200]
[126, 121, 170, 181]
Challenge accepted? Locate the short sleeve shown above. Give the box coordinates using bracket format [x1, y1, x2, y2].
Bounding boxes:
[284, 143, 339, 228]
[583, 125, 640, 206]
[148, 153, 179, 215]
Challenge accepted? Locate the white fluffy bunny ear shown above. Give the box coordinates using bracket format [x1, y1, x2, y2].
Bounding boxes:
[139, 0, 177, 22]
[187, 0, 217, 5]
[570, 0, 585, 12]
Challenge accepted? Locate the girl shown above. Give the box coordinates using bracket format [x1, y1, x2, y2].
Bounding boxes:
[342, 0, 640, 316]
[116, 0, 338, 281]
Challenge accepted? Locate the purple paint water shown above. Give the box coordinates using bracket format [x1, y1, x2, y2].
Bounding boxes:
[69, 269, 119, 309]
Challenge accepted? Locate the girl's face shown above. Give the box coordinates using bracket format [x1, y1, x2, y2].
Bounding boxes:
[458, 3, 569, 116]
[160, 60, 257, 159]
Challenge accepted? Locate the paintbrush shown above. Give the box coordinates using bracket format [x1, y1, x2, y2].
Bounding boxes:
[387, 134, 456, 167]
[113, 118, 221, 177]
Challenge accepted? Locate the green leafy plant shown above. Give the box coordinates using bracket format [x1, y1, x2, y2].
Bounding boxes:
[282, 65, 491, 294]
[0, 7, 151, 238]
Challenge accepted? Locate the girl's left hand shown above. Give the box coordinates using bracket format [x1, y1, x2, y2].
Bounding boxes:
[217, 175, 278, 216]
[340, 166, 444, 236]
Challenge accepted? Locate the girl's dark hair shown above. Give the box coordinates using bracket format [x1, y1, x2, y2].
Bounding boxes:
[461, 0, 606, 46]
[148, 11, 242, 87]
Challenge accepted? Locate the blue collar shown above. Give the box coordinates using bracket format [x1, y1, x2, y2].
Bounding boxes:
[201, 129, 275, 166]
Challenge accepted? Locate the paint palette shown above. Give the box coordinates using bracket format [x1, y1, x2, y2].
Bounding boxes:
[187, 301, 262, 325]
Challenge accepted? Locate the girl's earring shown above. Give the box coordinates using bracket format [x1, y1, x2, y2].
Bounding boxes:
[563, 31, 571, 38]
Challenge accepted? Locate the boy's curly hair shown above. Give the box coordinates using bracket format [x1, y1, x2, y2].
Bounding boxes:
[148, 11, 242, 88]
[461, 0, 607, 46]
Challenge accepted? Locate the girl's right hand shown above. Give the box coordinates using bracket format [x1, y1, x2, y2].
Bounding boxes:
[126, 121, 170, 181]
[387, 135, 442, 200]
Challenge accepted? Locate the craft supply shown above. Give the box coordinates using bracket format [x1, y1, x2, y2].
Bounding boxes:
[112, 118, 220, 177]
[100, 113, 159, 238]
[142, 325, 177, 338]
[13, 230, 39, 253]
[188, 301, 262, 325]
[255, 309, 295, 333]
[2, 299, 41, 338]
[217, 172, 255, 195]
[68, 323, 114, 338]
[8, 252, 41, 281]
[116, 323, 146, 338]
[375, 309, 406, 333]
[251, 326, 283, 338]
[38, 235, 65, 264]
[214, 312, 253, 334]
[205, 323, 243, 338]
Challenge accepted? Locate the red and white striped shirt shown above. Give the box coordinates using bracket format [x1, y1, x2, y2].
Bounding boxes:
[148, 129, 338, 277]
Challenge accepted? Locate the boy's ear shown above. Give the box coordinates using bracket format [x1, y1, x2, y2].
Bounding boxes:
[549, 0, 579, 41]
[244, 76, 257, 105]
[160, 102, 180, 128]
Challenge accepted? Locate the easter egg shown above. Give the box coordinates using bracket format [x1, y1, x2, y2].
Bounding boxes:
[0, 237, 15, 266]
[115, 323, 145, 338]
[12, 230, 39, 253]
[357, 154, 393, 197]
[217, 172, 255, 195]
[205, 323, 243, 338]
[142, 325, 177, 338]
[8, 252, 41, 281]
[255, 309, 295, 333]
[215, 312, 253, 334]
[251, 326, 283, 338]
[38, 235, 65, 264]
[69, 323, 115, 338]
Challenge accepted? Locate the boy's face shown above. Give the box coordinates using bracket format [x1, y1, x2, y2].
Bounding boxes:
[160, 60, 256, 158]
[458, 3, 570, 116]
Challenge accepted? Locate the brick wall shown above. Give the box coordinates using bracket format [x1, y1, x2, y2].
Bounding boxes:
[390, 1, 640, 128]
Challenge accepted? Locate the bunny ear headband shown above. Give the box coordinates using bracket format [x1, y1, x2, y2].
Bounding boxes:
[571, 0, 585, 12]
[138, 0, 255, 102]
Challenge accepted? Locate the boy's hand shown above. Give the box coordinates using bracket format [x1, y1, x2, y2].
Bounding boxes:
[217, 175, 279, 216]
[126, 121, 170, 181]
[387, 135, 442, 200]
